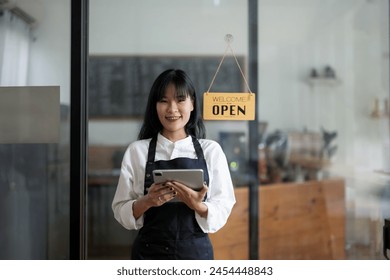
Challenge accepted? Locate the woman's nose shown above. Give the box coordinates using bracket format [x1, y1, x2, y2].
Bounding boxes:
[168, 101, 178, 112]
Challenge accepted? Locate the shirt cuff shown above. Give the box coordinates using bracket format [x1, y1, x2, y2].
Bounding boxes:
[195, 202, 216, 233]
[119, 200, 144, 230]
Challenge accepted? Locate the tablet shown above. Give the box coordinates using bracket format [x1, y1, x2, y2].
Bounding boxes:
[152, 169, 204, 191]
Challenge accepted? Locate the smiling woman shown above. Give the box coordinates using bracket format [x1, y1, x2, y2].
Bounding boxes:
[111, 69, 236, 260]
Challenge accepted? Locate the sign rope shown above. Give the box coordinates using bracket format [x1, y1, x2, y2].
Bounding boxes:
[203, 34, 255, 121]
[206, 34, 253, 94]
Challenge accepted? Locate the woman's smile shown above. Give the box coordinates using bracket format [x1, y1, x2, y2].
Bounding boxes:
[165, 115, 182, 121]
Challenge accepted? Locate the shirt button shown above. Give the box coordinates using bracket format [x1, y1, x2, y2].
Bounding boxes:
[146, 173, 150, 178]
[165, 247, 169, 251]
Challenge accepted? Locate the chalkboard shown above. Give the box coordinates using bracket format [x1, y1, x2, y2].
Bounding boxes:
[88, 56, 245, 118]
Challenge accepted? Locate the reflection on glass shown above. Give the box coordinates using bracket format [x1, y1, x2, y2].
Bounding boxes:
[259, 0, 390, 259]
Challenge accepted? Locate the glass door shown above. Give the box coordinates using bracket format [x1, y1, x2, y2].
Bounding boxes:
[86, 0, 390, 260]
[0, 0, 71, 259]
[87, 0, 250, 259]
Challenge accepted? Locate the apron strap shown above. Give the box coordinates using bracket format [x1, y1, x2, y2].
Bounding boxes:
[147, 135, 158, 163]
[191, 135, 205, 159]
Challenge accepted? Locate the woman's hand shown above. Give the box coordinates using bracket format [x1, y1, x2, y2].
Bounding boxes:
[165, 181, 208, 218]
[146, 183, 177, 206]
[132, 183, 176, 219]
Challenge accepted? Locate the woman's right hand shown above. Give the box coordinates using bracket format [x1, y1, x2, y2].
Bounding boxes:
[132, 182, 176, 219]
[146, 182, 177, 206]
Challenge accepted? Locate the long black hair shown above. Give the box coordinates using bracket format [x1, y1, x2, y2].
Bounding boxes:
[138, 69, 206, 140]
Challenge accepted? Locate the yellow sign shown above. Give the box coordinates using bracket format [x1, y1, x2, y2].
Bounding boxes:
[203, 92, 256, 120]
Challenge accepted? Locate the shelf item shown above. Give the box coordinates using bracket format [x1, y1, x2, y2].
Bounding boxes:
[370, 97, 390, 119]
[304, 77, 342, 87]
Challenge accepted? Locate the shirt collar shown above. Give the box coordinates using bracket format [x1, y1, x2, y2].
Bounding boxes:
[157, 133, 192, 147]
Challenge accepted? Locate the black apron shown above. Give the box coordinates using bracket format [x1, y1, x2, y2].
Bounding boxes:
[131, 135, 213, 260]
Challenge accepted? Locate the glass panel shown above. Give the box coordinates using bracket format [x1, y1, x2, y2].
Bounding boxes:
[0, 0, 71, 259]
[88, 0, 390, 260]
[259, 0, 389, 259]
[88, 0, 249, 259]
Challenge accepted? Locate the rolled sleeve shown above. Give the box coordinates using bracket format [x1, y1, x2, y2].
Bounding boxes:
[195, 140, 236, 233]
[195, 199, 235, 233]
[113, 199, 144, 230]
[111, 144, 146, 230]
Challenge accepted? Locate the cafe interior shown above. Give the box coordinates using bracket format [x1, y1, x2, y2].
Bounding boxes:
[0, 0, 389, 260]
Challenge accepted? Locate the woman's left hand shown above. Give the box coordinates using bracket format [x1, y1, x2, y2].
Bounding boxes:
[165, 181, 208, 218]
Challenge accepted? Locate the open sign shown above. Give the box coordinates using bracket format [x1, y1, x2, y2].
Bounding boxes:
[203, 92, 255, 120]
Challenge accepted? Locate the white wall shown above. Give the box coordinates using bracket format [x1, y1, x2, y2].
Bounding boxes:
[89, 0, 247, 55]
[351, 1, 389, 172]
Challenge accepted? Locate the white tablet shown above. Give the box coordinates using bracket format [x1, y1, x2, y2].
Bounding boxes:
[152, 169, 204, 191]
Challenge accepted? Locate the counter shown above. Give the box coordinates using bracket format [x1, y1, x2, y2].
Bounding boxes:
[209, 178, 346, 260]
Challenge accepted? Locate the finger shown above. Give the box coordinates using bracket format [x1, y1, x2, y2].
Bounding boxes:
[155, 194, 166, 205]
[157, 188, 177, 203]
[200, 184, 208, 196]
[148, 183, 170, 194]
[164, 182, 188, 198]
[169, 181, 192, 192]
[157, 183, 176, 196]
[168, 182, 189, 198]
[164, 181, 176, 189]
[160, 187, 176, 198]
[161, 190, 177, 201]
[146, 183, 161, 193]
[146, 186, 172, 205]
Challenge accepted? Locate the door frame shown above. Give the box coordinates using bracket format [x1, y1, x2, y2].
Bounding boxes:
[70, 0, 89, 260]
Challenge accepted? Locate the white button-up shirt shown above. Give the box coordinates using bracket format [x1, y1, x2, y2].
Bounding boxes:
[112, 133, 236, 233]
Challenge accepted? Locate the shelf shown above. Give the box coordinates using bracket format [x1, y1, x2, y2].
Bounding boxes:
[304, 77, 342, 87]
[374, 170, 390, 176]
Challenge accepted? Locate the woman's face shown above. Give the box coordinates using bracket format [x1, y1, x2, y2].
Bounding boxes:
[156, 83, 194, 141]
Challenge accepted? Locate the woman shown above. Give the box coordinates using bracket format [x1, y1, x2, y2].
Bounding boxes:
[112, 69, 236, 260]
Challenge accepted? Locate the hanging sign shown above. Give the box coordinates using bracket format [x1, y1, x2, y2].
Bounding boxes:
[202, 34, 256, 121]
[203, 92, 255, 120]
